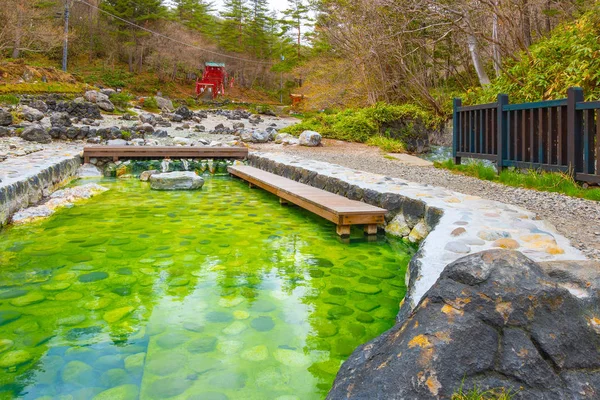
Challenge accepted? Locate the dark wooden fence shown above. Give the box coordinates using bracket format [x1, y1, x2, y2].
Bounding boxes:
[453, 87, 600, 184]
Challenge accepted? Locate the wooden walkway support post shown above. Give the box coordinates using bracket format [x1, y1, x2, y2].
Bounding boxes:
[452, 98, 462, 165]
[567, 87, 584, 174]
[496, 94, 509, 173]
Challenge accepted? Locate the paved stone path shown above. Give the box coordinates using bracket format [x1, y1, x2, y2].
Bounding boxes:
[251, 152, 586, 308]
[254, 140, 600, 260]
[0, 143, 83, 226]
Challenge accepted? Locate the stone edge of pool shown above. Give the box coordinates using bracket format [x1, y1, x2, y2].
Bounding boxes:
[0, 147, 83, 228]
[247, 151, 587, 317]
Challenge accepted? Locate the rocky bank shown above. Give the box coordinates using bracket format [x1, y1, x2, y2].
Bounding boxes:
[328, 250, 600, 399]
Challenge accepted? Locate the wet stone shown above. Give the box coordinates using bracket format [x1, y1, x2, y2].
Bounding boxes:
[146, 352, 186, 376]
[149, 376, 194, 398]
[78, 271, 109, 283]
[10, 292, 45, 307]
[0, 350, 33, 368]
[205, 312, 232, 323]
[187, 336, 217, 353]
[328, 305, 355, 319]
[250, 316, 275, 332]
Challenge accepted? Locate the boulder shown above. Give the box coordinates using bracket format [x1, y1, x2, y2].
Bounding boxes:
[20, 105, 44, 122]
[29, 100, 48, 113]
[156, 96, 174, 112]
[174, 106, 193, 120]
[20, 125, 51, 143]
[274, 133, 299, 145]
[0, 127, 12, 137]
[97, 99, 115, 112]
[140, 113, 156, 126]
[50, 112, 72, 127]
[149, 172, 204, 190]
[153, 130, 168, 138]
[328, 250, 600, 400]
[137, 123, 154, 134]
[169, 113, 183, 123]
[0, 109, 13, 126]
[77, 164, 103, 178]
[140, 170, 159, 182]
[100, 88, 117, 96]
[84, 90, 109, 104]
[299, 130, 322, 147]
[240, 129, 270, 143]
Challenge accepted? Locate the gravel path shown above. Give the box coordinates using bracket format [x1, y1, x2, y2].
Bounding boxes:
[253, 140, 600, 260]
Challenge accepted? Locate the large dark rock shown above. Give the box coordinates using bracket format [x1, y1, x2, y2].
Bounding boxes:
[50, 112, 72, 128]
[0, 109, 13, 126]
[380, 117, 443, 154]
[21, 125, 51, 143]
[174, 106, 193, 120]
[328, 250, 600, 400]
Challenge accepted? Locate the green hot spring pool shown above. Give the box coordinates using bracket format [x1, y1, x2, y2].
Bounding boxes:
[0, 176, 414, 399]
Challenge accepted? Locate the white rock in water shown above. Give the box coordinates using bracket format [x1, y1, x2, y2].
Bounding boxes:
[149, 171, 204, 190]
[139, 170, 159, 182]
[107, 139, 128, 146]
[78, 164, 103, 178]
[299, 130, 321, 147]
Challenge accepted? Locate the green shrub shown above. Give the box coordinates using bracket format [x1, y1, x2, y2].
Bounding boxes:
[452, 384, 516, 400]
[331, 114, 377, 142]
[121, 130, 132, 139]
[100, 69, 134, 88]
[0, 94, 20, 105]
[109, 92, 133, 110]
[141, 96, 159, 111]
[366, 136, 405, 153]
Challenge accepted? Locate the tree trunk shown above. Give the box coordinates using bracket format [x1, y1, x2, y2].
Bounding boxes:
[12, 2, 23, 59]
[492, 0, 501, 76]
[467, 33, 490, 86]
[522, 0, 532, 48]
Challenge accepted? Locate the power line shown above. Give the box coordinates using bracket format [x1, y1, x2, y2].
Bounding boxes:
[75, 0, 273, 65]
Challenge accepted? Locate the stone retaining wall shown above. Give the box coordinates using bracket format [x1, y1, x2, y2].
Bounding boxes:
[249, 154, 443, 242]
[0, 152, 82, 227]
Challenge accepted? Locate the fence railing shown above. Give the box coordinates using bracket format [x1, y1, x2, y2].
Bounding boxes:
[453, 87, 600, 184]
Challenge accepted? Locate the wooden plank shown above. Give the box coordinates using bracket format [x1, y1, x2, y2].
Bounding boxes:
[83, 146, 248, 160]
[228, 166, 387, 235]
[538, 108, 546, 164]
[576, 101, 600, 110]
[597, 109, 600, 176]
[529, 108, 535, 162]
[457, 102, 497, 112]
[503, 98, 567, 111]
[521, 109, 527, 162]
[583, 109, 594, 174]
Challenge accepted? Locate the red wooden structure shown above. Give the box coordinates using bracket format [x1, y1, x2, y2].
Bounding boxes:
[195, 62, 228, 99]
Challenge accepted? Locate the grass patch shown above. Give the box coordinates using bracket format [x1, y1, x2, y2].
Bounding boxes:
[0, 94, 20, 105]
[435, 159, 600, 201]
[109, 92, 133, 110]
[367, 136, 406, 153]
[139, 96, 159, 112]
[452, 385, 516, 400]
[0, 82, 86, 94]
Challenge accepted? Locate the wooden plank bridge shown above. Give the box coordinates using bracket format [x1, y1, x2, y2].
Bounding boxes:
[228, 165, 387, 237]
[83, 146, 248, 163]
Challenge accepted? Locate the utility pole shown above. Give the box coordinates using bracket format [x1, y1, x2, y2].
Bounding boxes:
[62, 0, 70, 72]
[280, 54, 284, 104]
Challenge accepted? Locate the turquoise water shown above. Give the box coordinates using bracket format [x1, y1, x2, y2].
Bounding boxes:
[0, 176, 413, 399]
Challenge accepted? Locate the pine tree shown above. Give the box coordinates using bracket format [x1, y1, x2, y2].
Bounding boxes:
[245, 0, 269, 58]
[173, 0, 215, 37]
[218, 0, 249, 53]
[281, 0, 312, 60]
[101, 0, 166, 71]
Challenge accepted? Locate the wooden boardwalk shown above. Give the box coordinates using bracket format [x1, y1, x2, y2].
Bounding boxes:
[83, 146, 248, 163]
[228, 165, 387, 236]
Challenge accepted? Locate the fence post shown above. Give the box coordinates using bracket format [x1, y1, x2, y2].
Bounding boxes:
[567, 86, 584, 174]
[496, 94, 508, 173]
[453, 98, 462, 165]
